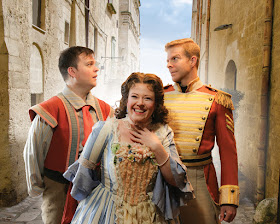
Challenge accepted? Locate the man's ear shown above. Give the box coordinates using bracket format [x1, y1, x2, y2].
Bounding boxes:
[191, 56, 198, 68]
[67, 67, 76, 78]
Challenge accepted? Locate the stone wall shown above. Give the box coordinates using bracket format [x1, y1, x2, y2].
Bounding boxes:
[0, 0, 75, 206]
[0, 0, 11, 206]
[266, 0, 280, 198]
[0, 0, 34, 206]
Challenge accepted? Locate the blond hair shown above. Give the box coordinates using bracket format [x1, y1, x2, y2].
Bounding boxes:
[165, 38, 200, 68]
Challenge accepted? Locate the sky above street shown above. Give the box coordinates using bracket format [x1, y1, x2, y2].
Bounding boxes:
[139, 0, 192, 85]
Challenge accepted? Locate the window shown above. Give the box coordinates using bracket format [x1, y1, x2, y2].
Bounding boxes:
[30, 44, 44, 105]
[130, 53, 136, 74]
[32, 0, 41, 27]
[32, 0, 45, 31]
[111, 37, 116, 78]
[111, 37, 116, 58]
[64, 21, 70, 44]
[225, 60, 237, 90]
[85, 0, 90, 47]
[94, 28, 98, 57]
[31, 93, 44, 106]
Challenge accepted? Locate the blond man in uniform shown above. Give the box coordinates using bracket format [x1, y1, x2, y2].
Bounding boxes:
[164, 38, 239, 223]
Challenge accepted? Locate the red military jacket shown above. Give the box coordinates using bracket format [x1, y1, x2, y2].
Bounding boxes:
[164, 77, 239, 206]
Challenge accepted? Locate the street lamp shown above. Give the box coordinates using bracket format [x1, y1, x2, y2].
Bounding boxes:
[100, 56, 124, 70]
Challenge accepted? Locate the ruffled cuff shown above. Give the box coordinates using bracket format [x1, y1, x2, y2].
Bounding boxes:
[63, 161, 100, 201]
[152, 156, 194, 220]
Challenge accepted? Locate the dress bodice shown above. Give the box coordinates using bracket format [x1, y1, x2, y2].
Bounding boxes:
[113, 142, 158, 205]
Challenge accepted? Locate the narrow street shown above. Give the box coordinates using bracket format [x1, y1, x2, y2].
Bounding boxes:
[0, 196, 255, 224]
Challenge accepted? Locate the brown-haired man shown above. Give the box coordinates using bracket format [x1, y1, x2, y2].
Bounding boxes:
[24, 46, 114, 224]
[164, 38, 239, 223]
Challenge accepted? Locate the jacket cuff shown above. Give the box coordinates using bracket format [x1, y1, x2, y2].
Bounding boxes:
[219, 185, 240, 206]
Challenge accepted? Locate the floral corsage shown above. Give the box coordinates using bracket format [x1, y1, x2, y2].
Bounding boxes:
[112, 143, 157, 165]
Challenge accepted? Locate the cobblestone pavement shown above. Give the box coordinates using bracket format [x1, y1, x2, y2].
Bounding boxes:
[0, 196, 43, 224]
[231, 198, 255, 224]
[0, 196, 255, 224]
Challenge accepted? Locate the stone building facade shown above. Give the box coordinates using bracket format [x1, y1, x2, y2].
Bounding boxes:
[0, 0, 140, 207]
[93, 0, 141, 106]
[191, 0, 279, 206]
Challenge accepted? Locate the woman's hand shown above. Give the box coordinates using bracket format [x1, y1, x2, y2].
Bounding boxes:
[129, 126, 161, 152]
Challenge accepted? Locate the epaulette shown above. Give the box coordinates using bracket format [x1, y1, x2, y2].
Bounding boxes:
[164, 84, 174, 92]
[205, 85, 234, 110]
[164, 84, 172, 89]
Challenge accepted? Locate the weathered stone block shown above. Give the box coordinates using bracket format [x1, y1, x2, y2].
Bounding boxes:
[253, 198, 277, 224]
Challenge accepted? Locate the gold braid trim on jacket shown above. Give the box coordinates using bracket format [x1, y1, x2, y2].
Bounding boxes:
[205, 85, 235, 110]
[215, 91, 235, 110]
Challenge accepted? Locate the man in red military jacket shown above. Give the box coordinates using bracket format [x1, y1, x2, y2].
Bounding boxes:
[164, 38, 239, 223]
[23, 46, 113, 224]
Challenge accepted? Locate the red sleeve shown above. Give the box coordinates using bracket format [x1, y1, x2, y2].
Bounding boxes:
[215, 103, 238, 186]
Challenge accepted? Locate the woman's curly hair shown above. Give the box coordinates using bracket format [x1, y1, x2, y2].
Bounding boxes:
[115, 72, 169, 125]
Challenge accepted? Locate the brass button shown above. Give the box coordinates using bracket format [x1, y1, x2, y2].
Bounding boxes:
[209, 97, 213, 101]
[193, 148, 197, 153]
[231, 189, 235, 193]
[205, 106, 209, 110]
[202, 116, 206, 120]
[195, 137, 200, 141]
[198, 127, 203, 131]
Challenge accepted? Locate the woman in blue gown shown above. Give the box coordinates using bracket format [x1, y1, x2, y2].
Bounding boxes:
[64, 73, 194, 223]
